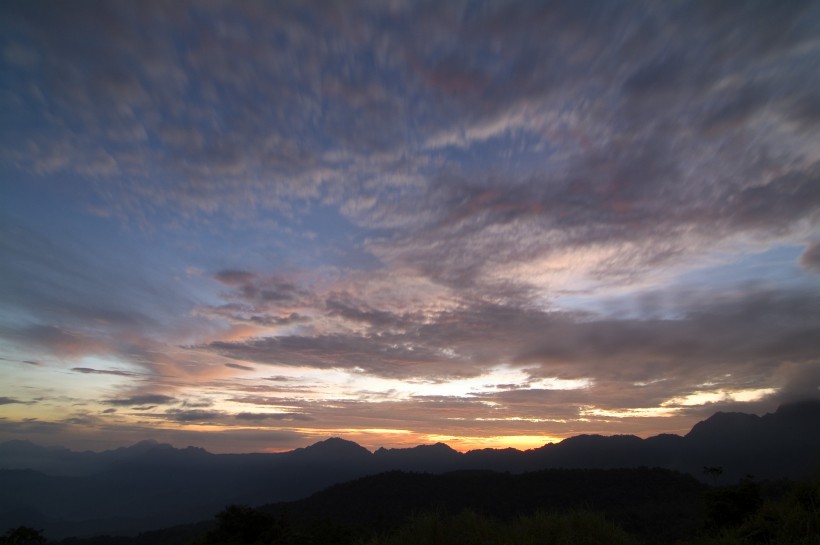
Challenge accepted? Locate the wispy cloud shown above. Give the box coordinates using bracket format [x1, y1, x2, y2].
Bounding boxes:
[104, 395, 177, 407]
[1, 0, 818, 452]
[225, 363, 255, 372]
[72, 367, 140, 377]
[235, 412, 312, 422]
[0, 397, 29, 405]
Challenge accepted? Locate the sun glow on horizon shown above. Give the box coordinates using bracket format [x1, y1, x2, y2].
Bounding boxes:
[663, 388, 778, 407]
[423, 434, 565, 452]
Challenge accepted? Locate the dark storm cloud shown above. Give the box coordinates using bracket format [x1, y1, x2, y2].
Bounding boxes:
[104, 394, 176, 407]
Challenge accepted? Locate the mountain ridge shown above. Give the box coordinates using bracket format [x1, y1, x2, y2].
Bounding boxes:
[1, 400, 819, 538]
[4, 399, 818, 463]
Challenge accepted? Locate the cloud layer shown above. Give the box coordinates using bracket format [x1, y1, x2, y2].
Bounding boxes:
[1, 0, 819, 452]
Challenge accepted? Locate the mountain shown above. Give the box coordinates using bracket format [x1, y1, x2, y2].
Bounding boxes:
[373, 442, 462, 473]
[289, 437, 372, 461]
[263, 467, 707, 544]
[1, 400, 818, 539]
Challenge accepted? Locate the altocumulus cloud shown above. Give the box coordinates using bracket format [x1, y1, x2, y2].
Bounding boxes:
[104, 395, 177, 407]
[164, 409, 222, 423]
[800, 242, 820, 274]
[1, 0, 819, 450]
[235, 412, 313, 422]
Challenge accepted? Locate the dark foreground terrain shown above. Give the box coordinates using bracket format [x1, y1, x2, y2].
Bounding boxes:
[2, 401, 819, 540]
[2, 401, 819, 544]
[6, 467, 815, 545]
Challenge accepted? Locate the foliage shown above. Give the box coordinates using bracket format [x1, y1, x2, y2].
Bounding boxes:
[702, 466, 724, 486]
[188, 506, 636, 545]
[189, 504, 358, 545]
[704, 477, 761, 529]
[732, 474, 820, 545]
[48, 469, 820, 545]
[0, 527, 46, 545]
[359, 510, 636, 545]
[681, 473, 820, 545]
[191, 505, 286, 545]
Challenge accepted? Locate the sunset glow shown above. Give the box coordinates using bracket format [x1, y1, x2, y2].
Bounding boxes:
[1, 1, 819, 454]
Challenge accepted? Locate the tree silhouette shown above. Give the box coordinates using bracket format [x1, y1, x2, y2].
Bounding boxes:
[199, 504, 288, 545]
[0, 527, 46, 545]
[702, 465, 723, 485]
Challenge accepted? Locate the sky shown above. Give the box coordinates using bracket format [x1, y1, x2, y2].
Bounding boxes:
[1, 0, 819, 454]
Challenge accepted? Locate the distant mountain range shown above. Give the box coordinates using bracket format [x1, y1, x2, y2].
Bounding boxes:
[1, 400, 819, 539]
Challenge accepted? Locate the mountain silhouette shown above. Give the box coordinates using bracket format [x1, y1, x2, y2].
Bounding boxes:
[262, 467, 707, 544]
[1, 400, 818, 539]
[290, 437, 371, 461]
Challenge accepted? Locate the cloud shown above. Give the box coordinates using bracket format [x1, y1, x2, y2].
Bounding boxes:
[235, 412, 312, 422]
[725, 164, 820, 233]
[182, 399, 214, 408]
[205, 332, 465, 379]
[0, 417, 307, 453]
[214, 270, 257, 285]
[164, 409, 222, 423]
[0, 418, 67, 434]
[72, 367, 139, 377]
[1, 1, 816, 299]
[2, 0, 814, 236]
[2, 0, 820, 449]
[225, 363, 255, 371]
[201, 284, 820, 423]
[63, 416, 94, 426]
[800, 242, 820, 273]
[0, 397, 26, 405]
[2, 325, 109, 358]
[104, 394, 176, 407]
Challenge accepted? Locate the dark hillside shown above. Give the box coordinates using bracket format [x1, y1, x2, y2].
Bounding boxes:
[265, 467, 707, 543]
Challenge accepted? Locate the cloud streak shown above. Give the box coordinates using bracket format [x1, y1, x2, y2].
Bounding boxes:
[1, 0, 818, 452]
[104, 395, 177, 407]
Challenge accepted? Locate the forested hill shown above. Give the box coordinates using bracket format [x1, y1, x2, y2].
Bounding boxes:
[1, 400, 819, 538]
[264, 467, 707, 543]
